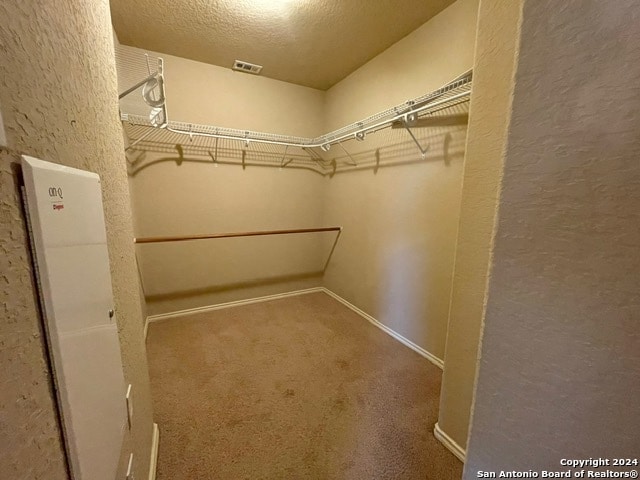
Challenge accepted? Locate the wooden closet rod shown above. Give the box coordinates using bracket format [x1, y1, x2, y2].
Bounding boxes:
[134, 226, 342, 244]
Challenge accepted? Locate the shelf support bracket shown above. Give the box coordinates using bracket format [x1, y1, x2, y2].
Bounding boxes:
[118, 72, 158, 100]
[337, 142, 357, 166]
[280, 145, 290, 168]
[212, 135, 219, 164]
[302, 147, 324, 167]
[125, 129, 155, 152]
[403, 122, 428, 159]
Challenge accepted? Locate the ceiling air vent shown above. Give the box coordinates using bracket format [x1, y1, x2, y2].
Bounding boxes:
[232, 60, 263, 75]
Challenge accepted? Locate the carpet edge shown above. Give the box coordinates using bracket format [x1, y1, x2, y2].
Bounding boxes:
[143, 287, 445, 371]
[145, 287, 325, 333]
[320, 288, 445, 370]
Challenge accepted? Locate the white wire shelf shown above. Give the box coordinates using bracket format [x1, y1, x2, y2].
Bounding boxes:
[117, 52, 472, 172]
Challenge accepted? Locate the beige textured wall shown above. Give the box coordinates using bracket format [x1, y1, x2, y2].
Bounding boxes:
[437, 0, 523, 451]
[0, 2, 154, 479]
[120, 46, 328, 316]
[132, 161, 327, 316]
[465, 0, 640, 474]
[324, 0, 479, 131]
[322, 0, 479, 361]
[118, 44, 325, 135]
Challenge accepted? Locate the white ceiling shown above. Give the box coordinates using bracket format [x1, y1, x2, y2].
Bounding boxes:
[110, 0, 455, 90]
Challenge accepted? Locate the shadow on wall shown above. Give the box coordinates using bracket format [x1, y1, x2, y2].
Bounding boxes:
[124, 131, 460, 178]
[321, 118, 469, 359]
[378, 133, 466, 354]
[325, 130, 459, 177]
[126, 149, 324, 176]
[123, 104, 469, 178]
[126, 111, 468, 317]
[135, 231, 341, 315]
[137, 230, 342, 304]
[143, 271, 324, 303]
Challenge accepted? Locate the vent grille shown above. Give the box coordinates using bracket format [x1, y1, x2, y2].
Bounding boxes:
[232, 60, 263, 75]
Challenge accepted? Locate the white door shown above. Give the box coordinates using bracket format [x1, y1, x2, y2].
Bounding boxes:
[21, 156, 127, 480]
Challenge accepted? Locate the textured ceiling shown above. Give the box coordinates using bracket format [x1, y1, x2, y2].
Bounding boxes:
[110, 0, 455, 90]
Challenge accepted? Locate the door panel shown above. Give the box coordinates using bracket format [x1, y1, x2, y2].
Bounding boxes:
[21, 156, 127, 480]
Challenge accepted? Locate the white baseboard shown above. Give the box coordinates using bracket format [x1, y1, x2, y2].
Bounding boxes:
[144, 289, 455, 467]
[434, 422, 466, 462]
[148, 423, 159, 480]
[145, 287, 325, 330]
[144, 288, 450, 467]
[143, 287, 444, 370]
[320, 288, 444, 369]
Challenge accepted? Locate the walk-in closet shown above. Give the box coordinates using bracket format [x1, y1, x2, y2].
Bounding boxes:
[2, 1, 639, 479]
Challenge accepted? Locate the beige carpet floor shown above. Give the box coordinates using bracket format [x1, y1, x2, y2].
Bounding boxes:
[146, 291, 463, 479]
